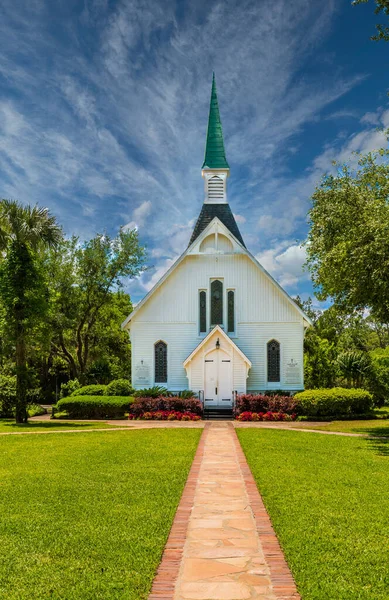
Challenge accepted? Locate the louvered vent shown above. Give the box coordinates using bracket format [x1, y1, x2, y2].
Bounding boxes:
[208, 176, 224, 200]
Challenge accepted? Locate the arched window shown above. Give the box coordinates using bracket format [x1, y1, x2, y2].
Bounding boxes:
[208, 176, 224, 200]
[227, 290, 235, 333]
[211, 280, 223, 326]
[267, 340, 280, 382]
[155, 341, 167, 383]
[199, 291, 207, 333]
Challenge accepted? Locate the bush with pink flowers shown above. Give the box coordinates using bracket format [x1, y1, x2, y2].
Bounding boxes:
[130, 396, 202, 417]
[129, 409, 201, 421]
[235, 394, 298, 416]
[236, 410, 296, 422]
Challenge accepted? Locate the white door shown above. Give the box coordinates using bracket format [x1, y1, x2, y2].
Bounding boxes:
[204, 350, 232, 409]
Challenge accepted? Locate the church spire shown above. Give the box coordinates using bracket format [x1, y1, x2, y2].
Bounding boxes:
[202, 73, 230, 169]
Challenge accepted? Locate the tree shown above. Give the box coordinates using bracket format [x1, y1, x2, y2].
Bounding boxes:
[0, 200, 62, 422]
[47, 229, 145, 382]
[305, 151, 389, 323]
[353, 0, 389, 41]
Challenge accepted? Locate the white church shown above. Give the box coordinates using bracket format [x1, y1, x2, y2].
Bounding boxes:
[122, 75, 311, 410]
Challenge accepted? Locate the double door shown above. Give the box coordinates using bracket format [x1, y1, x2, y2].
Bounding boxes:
[204, 349, 232, 409]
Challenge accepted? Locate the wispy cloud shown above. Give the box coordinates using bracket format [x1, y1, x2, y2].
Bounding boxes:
[0, 0, 383, 300]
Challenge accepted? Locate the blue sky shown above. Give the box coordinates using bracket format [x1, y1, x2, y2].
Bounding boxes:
[0, 0, 388, 304]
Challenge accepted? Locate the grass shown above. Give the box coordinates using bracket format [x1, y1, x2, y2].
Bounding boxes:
[237, 429, 389, 600]
[0, 428, 201, 599]
[0, 418, 121, 433]
[301, 419, 389, 436]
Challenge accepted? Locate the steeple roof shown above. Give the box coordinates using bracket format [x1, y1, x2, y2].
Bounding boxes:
[202, 74, 230, 170]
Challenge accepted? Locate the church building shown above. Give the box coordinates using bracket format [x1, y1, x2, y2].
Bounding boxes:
[122, 76, 311, 409]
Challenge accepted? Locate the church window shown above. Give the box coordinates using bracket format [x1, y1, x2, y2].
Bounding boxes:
[208, 176, 224, 200]
[227, 290, 235, 333]
[155, 341, 167, 383]
[199, 291, 207, 333]
[267, 340, 280, 382]
[211, 280, 223, 326]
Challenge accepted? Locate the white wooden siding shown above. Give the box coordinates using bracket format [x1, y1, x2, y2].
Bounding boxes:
[129, 252, 305, 392]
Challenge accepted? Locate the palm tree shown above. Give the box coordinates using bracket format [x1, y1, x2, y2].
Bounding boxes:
[0, 200, 62, 422]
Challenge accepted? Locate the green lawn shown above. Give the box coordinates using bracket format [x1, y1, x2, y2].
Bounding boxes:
[301, 420, 389, 436]
[237, 429, 389, 600]
[0, 419, 121, 433]
[0, 428, 201, 599]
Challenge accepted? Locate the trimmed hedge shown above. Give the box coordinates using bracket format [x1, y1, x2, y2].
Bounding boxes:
[130, 397, 202, 417]
[235, 394, 298, 416]
[293, 387, 373, 417]
[106, 379, 134, 396]
[70, 384, 107, 396]
[54, 395, 134, 419]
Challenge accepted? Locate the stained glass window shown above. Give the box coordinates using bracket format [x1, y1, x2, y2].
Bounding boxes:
[155, 341, 167, 383]
[227, 290, 235, 333]
[267, 340, 280, 382]
[211, 280, 223, 326]
[199, 291, 207, 333]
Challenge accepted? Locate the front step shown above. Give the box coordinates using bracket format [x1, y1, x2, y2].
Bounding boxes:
[203, 408, 233, 420]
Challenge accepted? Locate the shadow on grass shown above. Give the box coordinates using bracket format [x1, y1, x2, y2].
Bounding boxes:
[0, 419, 107, 430]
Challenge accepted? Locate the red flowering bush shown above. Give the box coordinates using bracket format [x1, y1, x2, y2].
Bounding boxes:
[129, 410, 201, 421]
[235, 394, 298, 416]
[130, 396, 202, 417]
[236, 410, 296, 422]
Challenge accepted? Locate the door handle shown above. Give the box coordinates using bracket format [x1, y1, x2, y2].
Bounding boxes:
[215, 387, 217, 395]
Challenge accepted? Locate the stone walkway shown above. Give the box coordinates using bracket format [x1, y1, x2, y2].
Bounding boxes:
[150, 422, 299, 600]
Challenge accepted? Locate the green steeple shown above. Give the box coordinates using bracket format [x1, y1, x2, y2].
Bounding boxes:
[202, 74, 230, 170]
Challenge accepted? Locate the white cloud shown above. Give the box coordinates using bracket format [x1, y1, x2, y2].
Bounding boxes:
[256, 242, 308, 289]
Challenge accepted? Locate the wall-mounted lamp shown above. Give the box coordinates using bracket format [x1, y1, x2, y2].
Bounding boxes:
[216, 338, 220, 349]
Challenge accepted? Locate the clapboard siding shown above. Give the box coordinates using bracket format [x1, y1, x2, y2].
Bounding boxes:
[134, 254, 301, 324]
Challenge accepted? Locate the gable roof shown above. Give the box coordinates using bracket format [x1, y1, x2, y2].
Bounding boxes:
[121, 217, 313, 330]
[189, 203, 245, 247]
[202, 73, 230, 169]
[183, 325, 252, 367]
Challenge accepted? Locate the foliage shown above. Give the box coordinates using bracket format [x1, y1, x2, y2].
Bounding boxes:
[175, 390, 196, 399]
[70, 384, 107, 396]
[0, 429, 201, 599]
[353, 0, 389, 41]
[235, 411, 296, 422]
[0, 374, 16, 417]
[368, 346, 389, 404]
[235, 394, 298, 415]
[130, 397, 202, 416]
[304, 330, 338, 388]
[0, 200, 62, 422]
[336, 350, 372, 387]
[305, 151, 389, 324]
[133, 386, 170, 398]
[294, 387, 373, 417]
[27, 404, 46, 417]
[105, 379, 134, 396]
[133, 410, 201, 421]
[238, 429, 389, 599]
[59, 378, 80, 398]
[54, 395, 134, 419]
[47, 230, 145, 382]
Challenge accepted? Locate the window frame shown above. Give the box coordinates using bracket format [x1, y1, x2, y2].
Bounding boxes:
[267, 339, 281, 383]
[154, 340, 168, 384]
[210, 279, 224, 328]
[227, 288, 235, 335]
[199, 289, 207, 335]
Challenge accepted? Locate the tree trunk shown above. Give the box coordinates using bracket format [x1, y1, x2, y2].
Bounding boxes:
[15, 334, 28, 423]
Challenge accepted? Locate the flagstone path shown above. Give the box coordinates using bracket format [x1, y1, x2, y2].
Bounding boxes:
[149, 422, 299, 600]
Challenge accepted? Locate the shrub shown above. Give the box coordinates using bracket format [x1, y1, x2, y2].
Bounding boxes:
[54, 395, 134, 419]
[105, 379, 134, 396]
[236, 411, 295, 422]
[293, 387, 373, 417]
[60, 379, 80, 399]
[0, 375, 16, 417]
[175, 390, 196, 399]
[368, 347, 389, 406]
[130, 396, 202, 416]
[235, 394, 298, 416]
[133, 386, 170, 398]
[134, 410, 201, 421]
[28, 404, 47, 417]
[70, 384, 107, 396]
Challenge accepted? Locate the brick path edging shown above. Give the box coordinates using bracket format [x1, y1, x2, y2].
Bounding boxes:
[148, 423, 210, 599]
[232, 425, 301, 599]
